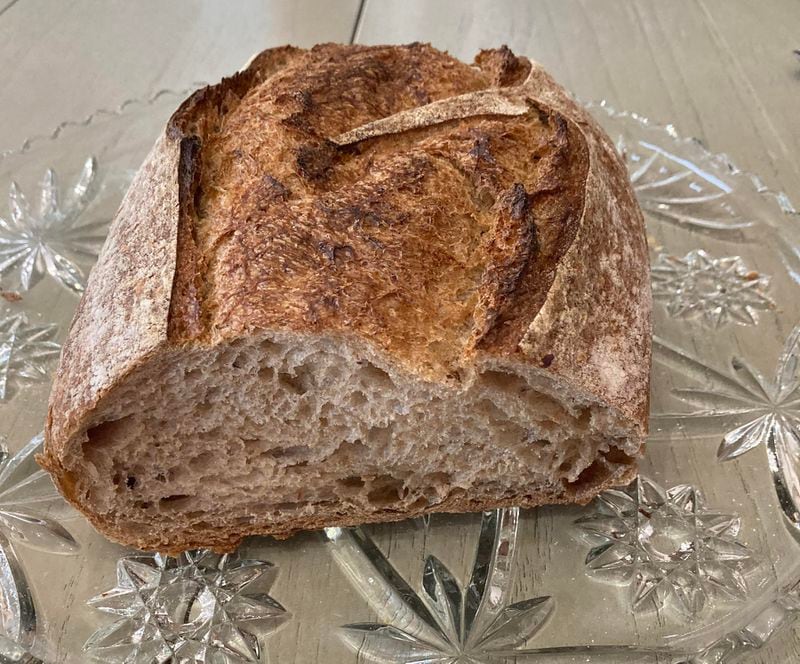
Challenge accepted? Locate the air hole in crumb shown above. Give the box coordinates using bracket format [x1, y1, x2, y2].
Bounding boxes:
[196, 388, 219, 414]
[321, 365, 343, 386]
[159, 494, 194, 511]
[266, 445, 310, 459]
[358, 363, 393, 388]
[197, 426, 223, 442]
[259, 339, 280, 354]
[294, 400, 313, 421]
[447, 487, 466, 501]
[367, 475, 405, 506]
[84, 416, 134, 455]
[161, 494, 190, 502]
[232, 355, 247, 369]
[422, 471, 451, 487]
[243, 438, 262, 452]
[349, 391, 368, 407]
[366, 425, 392, 447]
[126, 476, 137, 489]
[476, 399, 508, 422]
[279, 371, 308, 395]
[325, 439, 367, 463]
[566, 458, 612, 494]
[274, 501, 306, 511]
[338, 476, 366, 489]
[528, 438, 550, 447]
[258, 366, 275, 380]
[185, 368, 202, 381]
[603, 447, 635, 465]
[189, 451, 215, 472]
[480, 370, 528, 393]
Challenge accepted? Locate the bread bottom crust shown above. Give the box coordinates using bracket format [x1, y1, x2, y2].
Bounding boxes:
[71, 463, 637, 555]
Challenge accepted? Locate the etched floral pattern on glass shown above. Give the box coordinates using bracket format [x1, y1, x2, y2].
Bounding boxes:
[0, 157, 109, 294]
[84, 549, 289, 664]
[575, 477, 755, 617]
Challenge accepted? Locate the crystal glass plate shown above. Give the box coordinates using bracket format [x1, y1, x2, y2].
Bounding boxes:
[0, 92, 798, 664]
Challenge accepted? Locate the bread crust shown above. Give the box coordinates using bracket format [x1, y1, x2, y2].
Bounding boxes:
[40, 44, 651, 551]
[71, 459, 638, 555]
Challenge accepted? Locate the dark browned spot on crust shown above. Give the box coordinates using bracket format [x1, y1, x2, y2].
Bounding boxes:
[167, 136, 204, 340]
[296, 140, 339, 183]
[468, 132, 496, 164]
[317, 241, 355, 265]
[474, 45, 532, 87]
[244, 174, 290, 207]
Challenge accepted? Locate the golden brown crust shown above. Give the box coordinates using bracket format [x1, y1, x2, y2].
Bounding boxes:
[42, 44, 651, 551]
[167, 44, 602, 386]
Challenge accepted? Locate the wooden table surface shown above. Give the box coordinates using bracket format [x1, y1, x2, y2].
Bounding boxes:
[1, 1, 798, 661]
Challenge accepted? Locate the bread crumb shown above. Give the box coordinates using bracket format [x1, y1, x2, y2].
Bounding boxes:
[1, 291, 22, 302]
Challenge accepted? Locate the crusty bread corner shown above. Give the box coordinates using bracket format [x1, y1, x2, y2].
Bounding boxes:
[39, 44, 651, 554]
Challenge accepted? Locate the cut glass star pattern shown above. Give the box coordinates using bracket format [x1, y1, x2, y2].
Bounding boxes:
[575, 477, 755, 617]
[653, 325, 800, 531]
[677, 581, 800, 663]
[0, 432, 78, 655]
[327, 509, 554, 663]
[651, 249, 772, 327]
[0, 157, 108, 293]
[84, 550, 289, 664]
[616, 134, 755, 235]
[0, 313, 60, 401]
[657, 325, 800, 462]
[0, 432, 77, 554]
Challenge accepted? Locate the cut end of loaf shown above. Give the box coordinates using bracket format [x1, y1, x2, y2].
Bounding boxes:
[53, 334, 642, 552]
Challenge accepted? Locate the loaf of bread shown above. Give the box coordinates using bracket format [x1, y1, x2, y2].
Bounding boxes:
[40, 44, 651, 553]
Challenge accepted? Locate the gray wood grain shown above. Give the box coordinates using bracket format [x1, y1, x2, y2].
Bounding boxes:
[355, 1, 800, 662]
[0, 0, 361, 152]
[356, 0, 800, 203]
